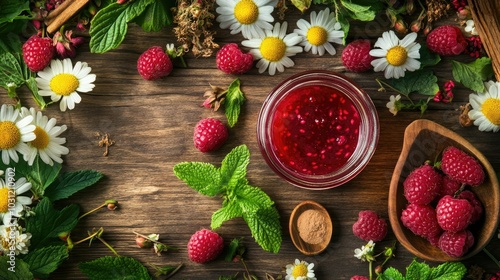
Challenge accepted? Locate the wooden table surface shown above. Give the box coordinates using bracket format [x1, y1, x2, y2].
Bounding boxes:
[6, 6, 500, 280]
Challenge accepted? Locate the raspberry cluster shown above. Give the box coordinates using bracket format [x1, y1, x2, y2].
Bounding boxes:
[400, 146, 485, 257]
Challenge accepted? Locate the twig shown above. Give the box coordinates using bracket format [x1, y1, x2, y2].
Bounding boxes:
[45, 0, 91, 34]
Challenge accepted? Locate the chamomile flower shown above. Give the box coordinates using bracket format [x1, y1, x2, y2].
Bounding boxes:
[468, 80, 500, 132]
[465, 19, 478, 35]
[294, 8, 344, 56]
[20, 107, 69, 166]
[242, 21, 303, 75]
[285, 259, 316, 280]
[216, 0, 278, 39]
[386, 95, 402, 116]
[369, 30, 421, 79]
[354, 240, 375, 261]
[0, 177, 32, 225]
[0, 225, 31, 255]
[36, 58, 96, 112]
[0, 104, 35, 165]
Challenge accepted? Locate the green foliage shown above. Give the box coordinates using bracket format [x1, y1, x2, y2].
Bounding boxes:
[8, 157, 62, 199]
[225, 79, 246, 128]
[0, 256, 33, 280]
[79, 256, 153, 280]
[379, 259, 467, 280]
[0, 0, 31, 35]
[419, 45, 441, 69]
[452, 57, 494, 93]
[44, 170, 104, 201]
[174, 145, 282, 253]
[386, 69, 439, 96]
[21, 245, 69, 279]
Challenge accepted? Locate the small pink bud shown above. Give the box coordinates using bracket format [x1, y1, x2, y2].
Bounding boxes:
[117, 0, 127, 4]
[58, 232, 70, 242]
[394, 20, 408, 34]
[135, 237, 153, 248]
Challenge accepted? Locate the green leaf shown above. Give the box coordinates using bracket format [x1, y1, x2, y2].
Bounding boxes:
[79, 256, 153, 280]
[429, 262, 467, 280]
[406, 259, 431, 280]
[419, 45, 441, 68]
[0, 0, 30, 34]
[452, 57, 494, 93]
[12, 157, 62, 198]
[341, 0, 376, 21]
[231, 184, 274, 213]
[0, 52, 25, 89]
[386, 69, 439, 96]
[25, 76, 47, 109]
[290, 0, 312, 12]
[25, 198, 79, 249]
[44, 170, 104, 201]
[0, 34, 22, 54]
[0, 256, 33, 280]
[243, 207, 281, 253]
[173, 162, 223, 196]
[380, 267, 405, 280]
[133, 0, 174, 32]
[336, 9, 350, 45]
[224, 78, 246, 128]
[220, 145, 249, 188]
[21, 245, 68, 279]
[211, 199, 242, 229]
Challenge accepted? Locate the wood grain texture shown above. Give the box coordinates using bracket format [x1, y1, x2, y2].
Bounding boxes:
[2, 7, 500, 279]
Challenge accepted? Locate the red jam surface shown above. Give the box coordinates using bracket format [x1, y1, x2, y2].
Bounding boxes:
[271, 85, 360, 175]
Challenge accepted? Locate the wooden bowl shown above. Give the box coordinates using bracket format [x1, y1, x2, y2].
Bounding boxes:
[388, 119, 500, 261]
[289, 200, 333, 255]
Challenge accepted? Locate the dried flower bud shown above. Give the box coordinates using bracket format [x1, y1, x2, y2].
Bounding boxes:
[136, 236, 153, 248]
[457, 8, 470, 20]
[394, 19, 408, 34]
[375, 265, 383, 275]
[117, 0, 127, 4]
[423, 22, 433, 36]
[405, 0, 415, 15]
[410, 19, 423, 33]
[386, 9, 398, 27]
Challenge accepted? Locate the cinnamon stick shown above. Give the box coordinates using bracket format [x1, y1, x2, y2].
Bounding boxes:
[45, 0, 90, 34]
[467, 0, 500, 81]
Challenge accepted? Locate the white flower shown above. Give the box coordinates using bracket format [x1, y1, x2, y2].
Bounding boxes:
[354, 240, 375, 261]
[370, 30, 421, 79]
[468, 80, 500, 132]
[216, 0, 277, 39]
[0, 177, 32, 225]
[0, 104, 35, 165]
[386, 94, 402, 116]
[285, 259, 316, 280]
[20, 107, 69, 166]
[0, 225, 31, 255]
[465, 19, 478, 35]
[37, 58, 96, 112]
[242, 21, 303, 75]
[294, 8, 344, 56]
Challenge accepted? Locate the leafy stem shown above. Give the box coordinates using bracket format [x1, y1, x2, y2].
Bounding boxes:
[73, 227, 104, 246]
[376, 78, 414, 105]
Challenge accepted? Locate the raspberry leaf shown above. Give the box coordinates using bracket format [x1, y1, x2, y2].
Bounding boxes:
[79, 256, 152, 280]
[133, 0, 174, 32]
[386, 69, 439, 96]
[21, 245, 68, 279]
[224, 78, 246, 128]
[419, 45, 441, 69]
[452, 57, 494, 93]
[220, 144, 249, 187]
[0, 0, 31, 34]
[243, 207, 282, 254]
[173, 162, 222, 196]
[0, 256, 33, 279]
[44, 170, 104, 202]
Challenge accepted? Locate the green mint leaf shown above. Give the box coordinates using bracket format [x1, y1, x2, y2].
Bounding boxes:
[243, 206, 281, 253]
[380, 267, 405, 280]
[290, 0, 312, 12]
[429, 262, 467, 280]
[452, 57, 494, 93]
[0, 52, 25, 89]
[0, 256, 33, 279]
[0, 33, 22, 54]
[231, 184, 274, 213]
[44, 170, 104, 201]
[406, 259, 431, 280]
[225, 78, 246, 128]
[340, 0, 377, 21]
[25, 198, 79, 249]
[79, 256, 153, 280]
[211, 199, 242, 229]
[386, 68, 439, 96]
[133, 0, 174, 32]
[220, 144, 249, 188]
[21, 245, 68, 278]
[419, 45, 441, 68]
[7, 157, 62, 198]
[173, 162, 223, 196]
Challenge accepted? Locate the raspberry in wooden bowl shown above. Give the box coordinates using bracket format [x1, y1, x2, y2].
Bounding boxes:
[257, 70, 379, 189]
[388, 119, 500, 262]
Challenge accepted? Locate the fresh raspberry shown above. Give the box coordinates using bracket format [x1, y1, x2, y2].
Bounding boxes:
[216, 43, 253, 75]
[403, 164, 441, 205]
[351, 276, 369, 280]
[436, 195, 473, 232]
[193, 118, 228, 153]
[352, 210, 388, 242]
[341, 39, 374, 72]
[22, 35, 55, 72]
[401, 204, 441, 238]
[441, 146, 485, 186]
[187, 229, 224, 263]
[438, 230, 474, 257]
[426, 233, 440, 247]
[439, 176, 462, 197]
[426, 25, 467, 56]
[457, 190, 483, 224]
[137, 46, 173, 80]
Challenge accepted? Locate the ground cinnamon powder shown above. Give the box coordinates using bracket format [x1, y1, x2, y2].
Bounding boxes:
[297, 209, 327, 244]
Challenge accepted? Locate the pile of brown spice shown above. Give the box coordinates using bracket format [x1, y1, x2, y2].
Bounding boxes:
[297, 209, 327, 245]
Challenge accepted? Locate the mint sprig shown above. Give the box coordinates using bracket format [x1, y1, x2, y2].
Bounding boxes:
[225, 79, 246, 128]
[379, 259, 467, 280]
[173, 145, 282, 253]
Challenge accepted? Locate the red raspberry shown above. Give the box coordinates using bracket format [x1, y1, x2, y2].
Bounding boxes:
[193, 118, 228, 153]
[216, 43, 253, 75]
[426, 233, 440, 247]
[352, 210, 388, 242]
[341, 39, 374, 72]
[441, 146, 485, 186]
[22, 35, 55, 72]
[438, 230, 474, 257]
[436, 195, 473, 232]
[351, 276, 369, 280]
[439, 176, 461, 197]
[137, 46, 173, 80]
[401, 204, 441, 238]
[403, 164, 441, 205]
[457, 190, 483, 224]
[426, 25, 467, 56]
[187, 229, 224, 263]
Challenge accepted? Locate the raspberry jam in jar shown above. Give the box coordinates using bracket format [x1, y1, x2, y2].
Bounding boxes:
[257, 70, 379, 189]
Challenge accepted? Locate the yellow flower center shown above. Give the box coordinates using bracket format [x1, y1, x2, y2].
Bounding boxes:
[0, 188, 9, 213]
[50, 73, 79, 96]
[0, 121, 21, 150]
[260, 37, 286, 62]
[234, 0, 259, 25]
[481, 98, 500, 125]
[306, 26, 327, 46]
[292, 263, 308, 277]
[386, 46, 408, 66]
[30, 126, 50, 150]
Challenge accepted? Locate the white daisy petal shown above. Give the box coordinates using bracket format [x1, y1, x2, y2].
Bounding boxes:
[468, 81, 500, 132]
